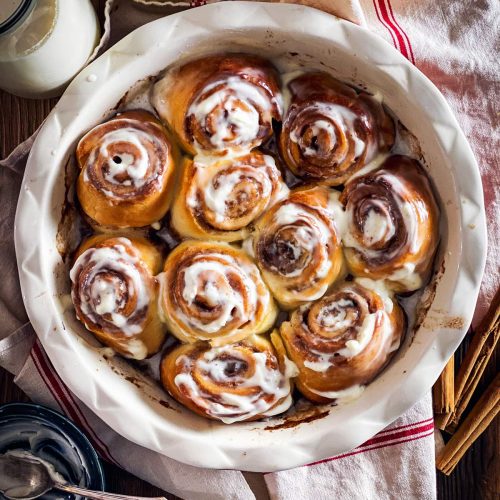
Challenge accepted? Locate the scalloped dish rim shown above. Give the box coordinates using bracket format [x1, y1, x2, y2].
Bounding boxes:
[14, 2, 487, 472]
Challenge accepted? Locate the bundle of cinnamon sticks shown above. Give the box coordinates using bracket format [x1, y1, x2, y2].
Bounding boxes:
[433, 288, 499, 475]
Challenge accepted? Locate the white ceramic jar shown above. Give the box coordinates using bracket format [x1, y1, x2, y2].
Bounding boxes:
[0, 0, 100, 98]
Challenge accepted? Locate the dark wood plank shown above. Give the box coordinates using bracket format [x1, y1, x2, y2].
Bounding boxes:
[0, 368, 29, 404]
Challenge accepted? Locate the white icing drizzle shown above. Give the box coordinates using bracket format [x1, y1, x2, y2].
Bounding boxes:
[271, 202, 333, 278]
[173, 252, 269, 335]
[120, 338, 148, 360]
[330, 169, 424, 290]
[336, 313, 378, 357]
[305, 384, 365, 402]
[186, 154, 286, 227]
[242, 237, 256, 259]
[355, 277, 394, 313]
[362, 200, 396, 245]
[174, 344, 296, 423]
[188, 75, 280, 153]
[205, 170, 256, 223]
[70, 238, 150, 337]
[327, 190, 348, 236]
[348, 153, 389, 181]
[98, 129, 149, 186]
[81, 118, 165, 200]
[387, 262, 422, 290]
[289, 102, 366, 160]
[299, 282, 395, 372]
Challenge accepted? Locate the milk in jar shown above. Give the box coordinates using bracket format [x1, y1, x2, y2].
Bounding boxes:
[0, 0, 99, 98]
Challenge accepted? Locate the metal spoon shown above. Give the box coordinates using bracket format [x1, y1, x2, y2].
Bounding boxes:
[0, 453, 166, 500]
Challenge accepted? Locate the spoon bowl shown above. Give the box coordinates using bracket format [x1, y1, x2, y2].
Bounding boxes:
[0, 453, 167, 500]
[0, 454, 53, 500]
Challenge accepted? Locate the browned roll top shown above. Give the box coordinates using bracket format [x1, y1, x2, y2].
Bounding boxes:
[160, 333, 295, 423]
[159, 241, 277, 345]
[77, 110, 172, 202]
[279, 280, 405, 403]
[153, 54, 282, 155]
[186, 56, 281, 152]
[71, 237, 150, 335]
[339, 155, 440, 291]
[252, 186, 344, 308]
[279, 72, 395, 185]
[171, 151, 287, 241]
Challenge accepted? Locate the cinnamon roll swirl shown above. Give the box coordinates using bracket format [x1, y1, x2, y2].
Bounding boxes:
[160, 333, 297, 423]
[76, 110, 176, 228]
[280, 279, 404, 403]
[152, 54, 282, 155]
[159, 241, 278, 346]
[171, 151, 288, 242]
[336, 155, 440, 292]
[249, 186, 344, 309]
[70, 235, 166, 359]
[279, 72, 395, 185]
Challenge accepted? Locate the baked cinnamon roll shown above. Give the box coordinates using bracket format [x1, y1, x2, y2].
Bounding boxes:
[280, 279, 404, 403]
[171, 151, 288, 242]
[152, 54, 282, 155]
[160, 333, 297, 423]
[279, 72, 395, 185]
[336, 155, 440, 292]
[76, 110, 176, 228]
[70, 235, 166, 359]
[159, 240, 278, 346]
[249, 186, 344, 309]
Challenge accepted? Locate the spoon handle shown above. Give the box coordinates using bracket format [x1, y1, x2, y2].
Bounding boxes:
[56, 483, 167, 500]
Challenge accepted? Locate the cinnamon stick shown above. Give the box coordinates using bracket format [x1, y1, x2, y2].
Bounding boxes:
[433, 356, 455, 430]
[436, 372, 500, 475]
[443, 288, 500, 432]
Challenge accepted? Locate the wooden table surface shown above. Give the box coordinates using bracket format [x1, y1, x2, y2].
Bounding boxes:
[0, 1, 498, 498]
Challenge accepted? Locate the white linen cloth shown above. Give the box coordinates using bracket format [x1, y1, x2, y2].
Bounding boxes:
[2, 0, 498, 498]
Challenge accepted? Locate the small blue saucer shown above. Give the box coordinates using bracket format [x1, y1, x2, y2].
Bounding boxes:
[0, 403, 105, 499]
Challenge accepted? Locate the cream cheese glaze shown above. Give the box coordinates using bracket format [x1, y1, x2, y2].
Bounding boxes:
[187, 75, 282, 153]
[304, 384, 365, 402]
[158, 242, 277, 345]
[96, 130, 150, 188]
[70, 238, 150, 337]
[80, 118, 167, 201]
[184, 153, 288, 229]
[173, 345, 297, 424]
[271, 202, 333, 279]
[178, 257, 258, 334]
[328, 181, 424, 291]
[289, 102, 367, 160]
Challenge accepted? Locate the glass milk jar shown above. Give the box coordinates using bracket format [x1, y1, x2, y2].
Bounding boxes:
[0, 0, 100, 98]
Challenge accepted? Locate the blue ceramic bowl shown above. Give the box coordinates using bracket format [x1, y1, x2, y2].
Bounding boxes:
[0, 403, 105, 499]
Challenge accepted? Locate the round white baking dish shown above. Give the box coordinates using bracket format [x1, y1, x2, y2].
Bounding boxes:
[15, 2, 486, 471]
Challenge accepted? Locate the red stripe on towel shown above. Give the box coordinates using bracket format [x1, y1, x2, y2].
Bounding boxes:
[372, 0, 399, 51]
[376, 417, 434, 436]
[385, 0, 415, 63]
[31, 341, 119, 466]
[306, 429, 434, 467]
[373, 0, 415, 64]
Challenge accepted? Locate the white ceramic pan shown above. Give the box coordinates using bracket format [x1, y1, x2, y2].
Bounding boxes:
[15, 2, 486, 471]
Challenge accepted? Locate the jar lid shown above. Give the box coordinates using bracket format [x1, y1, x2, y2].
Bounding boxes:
[0, 0, 35, 36]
